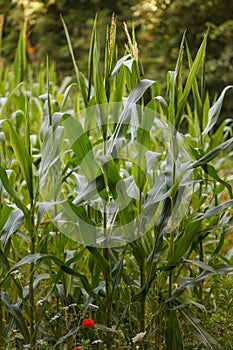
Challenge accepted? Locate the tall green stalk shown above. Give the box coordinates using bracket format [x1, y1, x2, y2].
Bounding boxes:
[168, 130, 177, 299]
[103, 245, 112, 350]
[138, 192, 146, 335]
[29, 214, 35, 347]
[26, 96, 36, 347]
[103, 155, 112, 350]
[0, 293, 3, 350]
[0, 15, 3, 95]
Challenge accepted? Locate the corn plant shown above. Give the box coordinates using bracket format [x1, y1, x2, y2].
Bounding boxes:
[0, 14, 232, 350]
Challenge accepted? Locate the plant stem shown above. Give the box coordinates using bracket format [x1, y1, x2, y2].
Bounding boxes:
[169, 131, 177, 298]
[137, 190, 146, 336]
[103, 247, 112, 349]
[0, 291, 3, 350]
[199, 241, 204, 300]
[29, 207, 36, 348]
[103, 205, 112, 349]
[140, 262, 146, 333]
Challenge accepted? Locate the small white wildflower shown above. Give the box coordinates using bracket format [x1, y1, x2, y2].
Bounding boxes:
[87, 303, 99, 309]
[92, 339, 103, 344]
[50, 314, 60, 322]
[36, 299, 44, 307]
[68, 303, 77, 308]
[36, 340, 48, 345]
[132, 331, 146, 343]
[60, 306, 69, 311]
[10, 270, 22, 279]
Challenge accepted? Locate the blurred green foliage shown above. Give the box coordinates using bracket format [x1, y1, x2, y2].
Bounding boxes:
[1, 0, 233, 111]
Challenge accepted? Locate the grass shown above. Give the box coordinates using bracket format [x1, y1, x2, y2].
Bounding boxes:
[0, 14, 232, 350]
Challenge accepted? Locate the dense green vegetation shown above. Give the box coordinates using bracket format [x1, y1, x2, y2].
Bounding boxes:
[0, 9, 233, 350]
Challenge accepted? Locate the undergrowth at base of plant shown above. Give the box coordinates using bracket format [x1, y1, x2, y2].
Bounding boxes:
[0, 13, 233, 350]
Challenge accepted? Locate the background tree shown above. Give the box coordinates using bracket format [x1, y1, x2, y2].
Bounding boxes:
[132, 0, 233, 113]
[1, 0, 232, 113]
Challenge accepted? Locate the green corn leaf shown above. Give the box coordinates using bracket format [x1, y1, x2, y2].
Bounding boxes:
[2, 293, 30, 344]
[130, 239, 145, 267]
[154, 95, 168, 115]
[1, 208, 24, 248]
[123, 58, 135, 73]
[0, 82, 24, 114]
[201, 200, 233, 219]
[87, 14, 96, 101]
[72, 174, 105, 205]
[190, 137, 233, 168]
[167, 32, 186, 126]
[179, 306, 221, 349]
[89, 15, 108, 106]
[165, 310, 184, 350]
[54, 328, 78, 348]
[62, 114, 99, 181]
[110, 65, 126, 102]
[108, 79, 156, 153]
[204, 164, 232, 198]
[61, 15, 88, 105]
[182, 259, 216, 273]
[132, 160, 147, 193]
[1, 119, 33, 198]
[105, 158, 135, 225]
[87, 246, 110, 280]
[111, 54, 131, 77]
[59, 261, 105, 307]
[0, 248, 10, 269]
[111, 256, 124, 295]
[137, 107, 154, 149]
[13, 25, 26, 84]
[169, 265, 232, 302]
[202, 85, 233, 137]
[169, 219, 202, 266]
[0, 203, 13, 231]
[0, 165, 30, 218]
[175, 31, 208, 129]
[8, 253, 105, 308]
[185, 39, 202, 126]
[127, 79, 155, 104]
[8, 253, 47, 273]
[60, 82, 79, 111]
[93, 55, 108, 105]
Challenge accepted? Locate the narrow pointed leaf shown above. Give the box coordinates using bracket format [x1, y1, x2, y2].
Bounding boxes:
[190, 137, 233, 168]
[9, 253, 47, 273]
[202, 85, 233, 136]
[2, 293, 30, 343]
[0, 165, 30, 218]
[1, 119, 33, 197]
[111, 54, 131, 77]
[179, 306, 221, 349]
[176, 31, 208, 128]
[165, 310, 183, 350]
[72, 174, 105, 205]
[61, 15, 88, 105]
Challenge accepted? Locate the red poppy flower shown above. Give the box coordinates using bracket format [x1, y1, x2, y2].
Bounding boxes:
[73, 348, 82, 350]
[81, 318, 95, 327]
